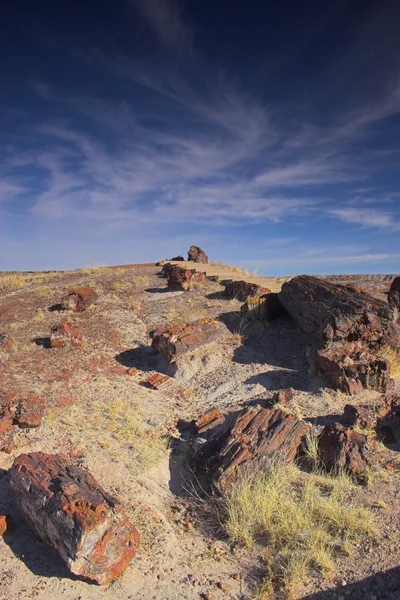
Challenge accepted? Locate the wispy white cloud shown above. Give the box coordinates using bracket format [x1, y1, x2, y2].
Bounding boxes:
[330, 207, 400, 230]
[132, 0, 193, 55]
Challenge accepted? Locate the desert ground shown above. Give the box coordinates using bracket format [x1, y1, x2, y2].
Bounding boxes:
[0, 259, 399, 600]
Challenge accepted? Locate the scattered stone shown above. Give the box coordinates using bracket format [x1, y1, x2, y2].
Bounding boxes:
[152, 319, 225, 362]
[241, 292, 286, 321]
[388, 276, 400, 311]
[14, 395, 45, 428]
[167, 265, 206, 291]
[50, 322, 85, 348]
[10, 452, 140, 585]
[0, 333, 14, 355]
[187, 246, 208, 264]
[342, 404, 378, 430]
[224, 280, 271, 302]
[195, 409, 224, 434]
[271, 388, 295, 406]
[61, 288, 98, 312]
[147, 373, 175, 391]
[126, 367, 139, 377]
[195, 406, 308, 488]
[170, 255, 184, 261]
[279, 275, 397, 394]
[0, 514, 12, 536]
[318, 423, 372, 476]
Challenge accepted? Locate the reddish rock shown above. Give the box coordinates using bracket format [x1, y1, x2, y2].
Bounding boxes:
[161, 262, 175, 278]
[196, 406, 308, 489]
[0, 514, 12, 536]
[126, 367, 139, 377]
[0, 333, 14, 354]
[272, 388, 295, 406]
[167, 265, 205, 291]
[241, 292, 286, 321]
[10, 452, 140, 585]
[152, 319, 225, 361]
[195, 409, 224, 434]
[224, 281, 271, 302]
[388, 276, 400, 311]
[61, 288, 98, 312]
[187, 245, 208, 264]
[318, 423, 371, 476]
[342, 404, 378, 430]
[15, 395, 45, 428]
[279, 275, 397, 394]
[147, 373, 175, 391]
[50, 322, 85, 348]
[0, 401, 16, 453]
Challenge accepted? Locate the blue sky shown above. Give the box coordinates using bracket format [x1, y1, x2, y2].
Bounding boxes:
[1, 0, 400, 274]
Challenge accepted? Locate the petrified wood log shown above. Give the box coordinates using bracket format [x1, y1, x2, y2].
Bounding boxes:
[50, 322, 85, 348]
[241, 293, 286, 321]
[0, 392, 45, 452]
[152, 319, 225, 361]
[388, 276, 400, 311]
[195, 406, 308, 489]
[187, 245, 208, 264]
[224, 281, 271, 302]
[318, 423, 372, 476]
[10, 453, 139, 585]
[61, 288, 98, 312]
[279, 275, 397, 393]
[167, 265, 206, 291]
[279, 275, 395, 347]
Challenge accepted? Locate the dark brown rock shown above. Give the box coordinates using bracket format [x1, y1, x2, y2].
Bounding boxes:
[342, 404, 377, 430]
[166, 265, 205, 291]
[318, 423, 371, 476]
[241, 293, 286, 321]
[170, 255, 184, 261]
[279, 275, 397, 394]
[15, 395, 45, 428]
[10, 452, 140, 585]
[50, 322, 85, 348]
[187, 245, 208, 264]
[195, 406, 308, 489]
[152, 319, 225, 361]
[388, 276, 400, 311]
[61, 288, 98, 312]
[195, 409, 224, 434]
[224, 281, 271, 302]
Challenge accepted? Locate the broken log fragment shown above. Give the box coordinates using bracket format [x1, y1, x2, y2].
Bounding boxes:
[50, 322, 85, 348]
[152, 319, 225, 361]
[61, 288, 98, 312]
[241, 293, 286, 321]
[224, 281, 271, 302]
[279, 275, 398, 394]
[318, 423, 372, 477]
[194, 406, 308, 489]
[10, 452, 139, 585]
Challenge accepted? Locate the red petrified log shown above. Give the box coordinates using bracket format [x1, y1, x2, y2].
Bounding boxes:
[196, 406, 308, 488]
[10, 453, 140, 585]
[152, 319, 225, 361]
[224, 281, 271, 302]
[318, 423, 371, 476]
[61, 288, 98, 312]
[50, 322, 85, 348]
[167, 265, 205, 291]
[14, 395, 45, 428]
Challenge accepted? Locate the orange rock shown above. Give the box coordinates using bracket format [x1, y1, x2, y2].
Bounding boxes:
[126, 367, 139, 377]
[50, 322, 85, 348]
[0, 515, 12, 536]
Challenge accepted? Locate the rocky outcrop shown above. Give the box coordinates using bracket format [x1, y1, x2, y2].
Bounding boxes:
[170, 255, 184, 261]
[194, 406, 308, 489]
[187, 246, 208, 264]
[0, 393, 45, 453]
[241, 293, 286, 321]
[61, 288, 98, 312]
[50, 322, 85, 348]
[10, 453, 140, 585]
[152, 319, 225, 361]
[388, 276, 400, 311]
[342, 404, 379, 431]
[224, 281, 271, 302]
[318, 423, 372, 476]
[279, 275, 397, 393]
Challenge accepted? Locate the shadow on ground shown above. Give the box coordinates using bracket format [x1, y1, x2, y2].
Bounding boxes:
[115, 345, 159, 372]
[302, 565, 400, 599]
[0, 470, 83, 582]
[32, 337, 51, 348]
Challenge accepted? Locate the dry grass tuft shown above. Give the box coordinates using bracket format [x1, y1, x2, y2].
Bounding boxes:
[379, 345, 400, 379]
[222, 461, 376, 597]
[0, 273, 27, 292]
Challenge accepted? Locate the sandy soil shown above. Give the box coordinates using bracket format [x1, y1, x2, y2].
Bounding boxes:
[0, 263, 399, 600]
